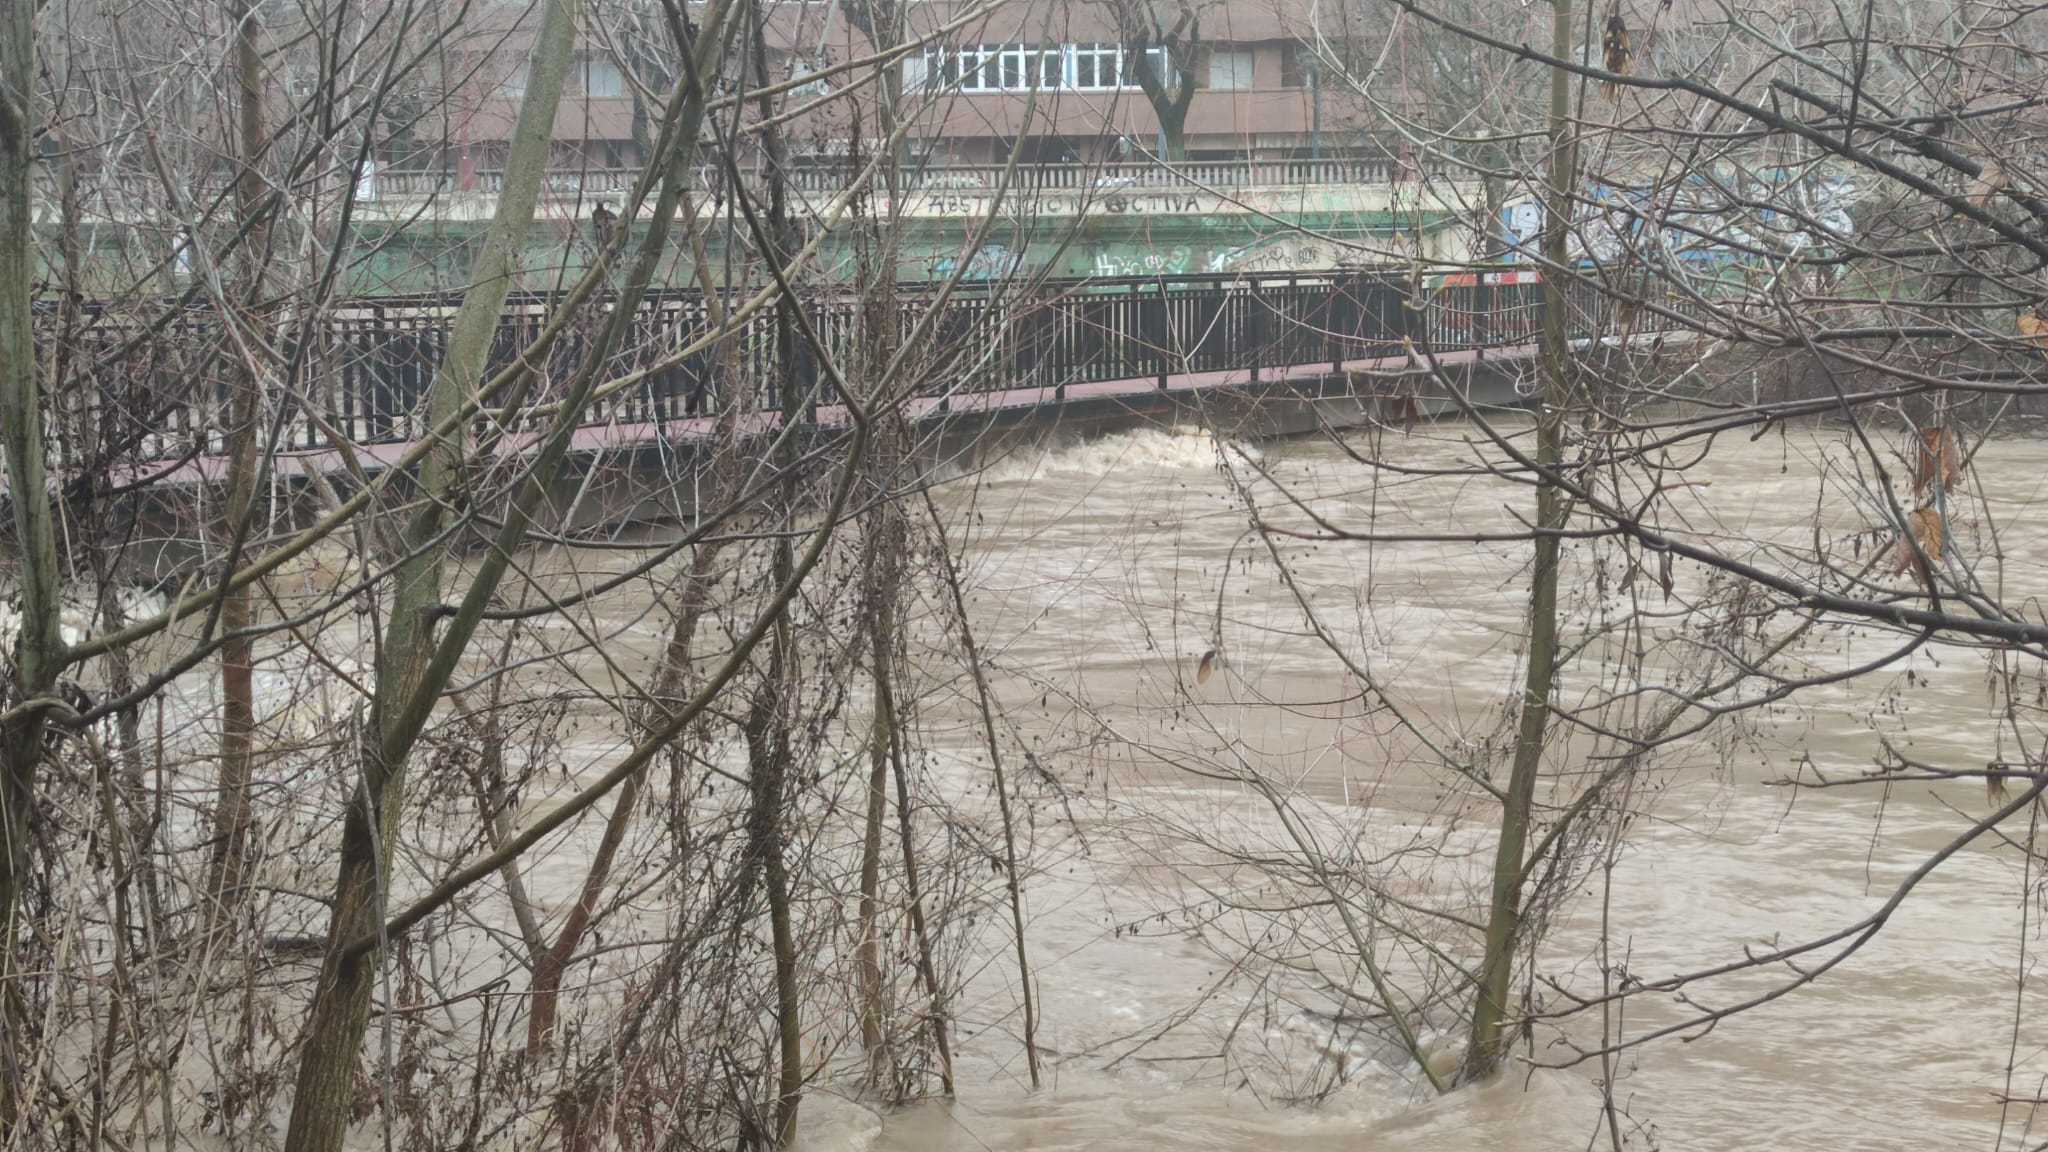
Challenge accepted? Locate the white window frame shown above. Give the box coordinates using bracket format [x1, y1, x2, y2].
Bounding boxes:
[788, 59, 828, 97]
[997, 44, 1030, 89]
[1207, 47, 1252, 90]
[1070, 43, 1120, 90]
[1134, 45, 1171, 86]
[1035, 46, 1064, 88]
[968, 44, 1001, 90]
[913, 42, 1168, 93]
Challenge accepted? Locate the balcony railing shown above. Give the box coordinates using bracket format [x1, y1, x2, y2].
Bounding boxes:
[407, 157, 1407, 199]
[782, 157, 1404, 193]
[36, 156, 1412, 213]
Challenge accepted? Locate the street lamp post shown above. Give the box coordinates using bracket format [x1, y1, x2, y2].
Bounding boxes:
[1310, 65, 1321, 163]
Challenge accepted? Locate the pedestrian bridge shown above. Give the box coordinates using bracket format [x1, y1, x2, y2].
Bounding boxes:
[55, 268, 1684, 546]
[91, 270, 1626, 455]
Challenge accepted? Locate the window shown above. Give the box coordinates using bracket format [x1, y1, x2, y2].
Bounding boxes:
[1035, 47, 1064, 87]
[584, 56, 624, 97]
[1071, 43, 1119, 89]
[956, 45, 994, 90]
[912, 42, 1167, 93]
[1208, 48, 1253, 90]
[946, 43, 1027, 91]
[1280, 42, 1309, 89]
[913, 44, 963, 90]
[998, 44, 1029, 89]
[789, 59, 827, 98]
[1120, 45, 1171, 87]
[973, 45, 1002, 89]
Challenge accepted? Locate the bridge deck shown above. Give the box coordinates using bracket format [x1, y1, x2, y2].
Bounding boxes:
[130, 342, 1533, 489]
[46, 272, 1692, 500]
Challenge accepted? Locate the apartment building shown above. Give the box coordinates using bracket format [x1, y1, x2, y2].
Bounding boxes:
[406, 0, 1385, 186]
[881, 1, 1368, 167]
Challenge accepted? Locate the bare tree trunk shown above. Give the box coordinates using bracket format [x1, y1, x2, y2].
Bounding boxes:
[856, 582, 895, 1085]
[1157, 107, 1191, 163]
[853, 250, 907, 1097]
[522, 768, 639, 1049]
[846, 0, 906, 1090]
[206, 0, 268, 915]
[280, 0, 738, 1124]
[524, 513, 733, 1054]
[0, 0, 67, 1127]
[924, 496, 1040, 1088]
[765, 763, 802, 1147]
[1125, 18, 1199, 164]
[1464, 0, 1574, 1082]
[853, 431, 911, 1094]
[280, 2, 583, 1144]
[743, 631, 803, 1147]
[888, 701, 955, 1095]
[749, 5, 806, 1135]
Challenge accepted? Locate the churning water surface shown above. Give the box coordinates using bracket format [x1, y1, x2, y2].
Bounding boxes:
[831, 420, 2048, 1152]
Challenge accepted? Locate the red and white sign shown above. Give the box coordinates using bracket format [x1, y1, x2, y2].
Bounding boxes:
[1430, 270, 1543, 288]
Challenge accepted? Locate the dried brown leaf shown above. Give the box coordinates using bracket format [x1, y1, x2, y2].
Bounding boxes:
[1892, 505, 1945, 575]
[1912, 506, 1944, 562]
[1968, 163, 2007, 210]
[2019, 309, 2048, 350]
[1911, 426, 1962, 494]
[1391, 393, 1421, 433]
[1196, 649, 1219, 684]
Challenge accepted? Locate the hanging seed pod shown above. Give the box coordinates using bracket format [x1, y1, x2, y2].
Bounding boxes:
[1602, 10, 1632, 94]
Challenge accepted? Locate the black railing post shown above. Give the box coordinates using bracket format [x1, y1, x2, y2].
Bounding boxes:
[1048, 298, 1066, 404]
[1330, 277, 1343, 377]
[936, 295, 952, 413]
[803, 294, 822, 425]
[1155, 279, 1169, 390]
[1247, 279, 1261, 384]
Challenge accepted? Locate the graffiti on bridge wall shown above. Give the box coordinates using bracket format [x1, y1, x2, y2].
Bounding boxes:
[930, 243, 1027, 280]
[1091, 245, 1194, 277]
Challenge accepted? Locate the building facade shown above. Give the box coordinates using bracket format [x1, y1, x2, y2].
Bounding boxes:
[401, 0, 1391, 187]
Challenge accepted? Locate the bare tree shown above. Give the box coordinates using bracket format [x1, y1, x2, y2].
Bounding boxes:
[1098, 0, 1204, 162]
[0, 0, 62, 1126]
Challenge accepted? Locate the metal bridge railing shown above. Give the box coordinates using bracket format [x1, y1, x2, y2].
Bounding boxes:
[40, 273, 1677, 469]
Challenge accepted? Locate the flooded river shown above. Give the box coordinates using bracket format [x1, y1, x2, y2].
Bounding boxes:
[840, 419, 2048, 1152]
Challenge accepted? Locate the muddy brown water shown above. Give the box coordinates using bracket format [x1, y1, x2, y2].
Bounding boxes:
[831, 420, 2048, 1152]
[126, 418, 2037, 1150]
